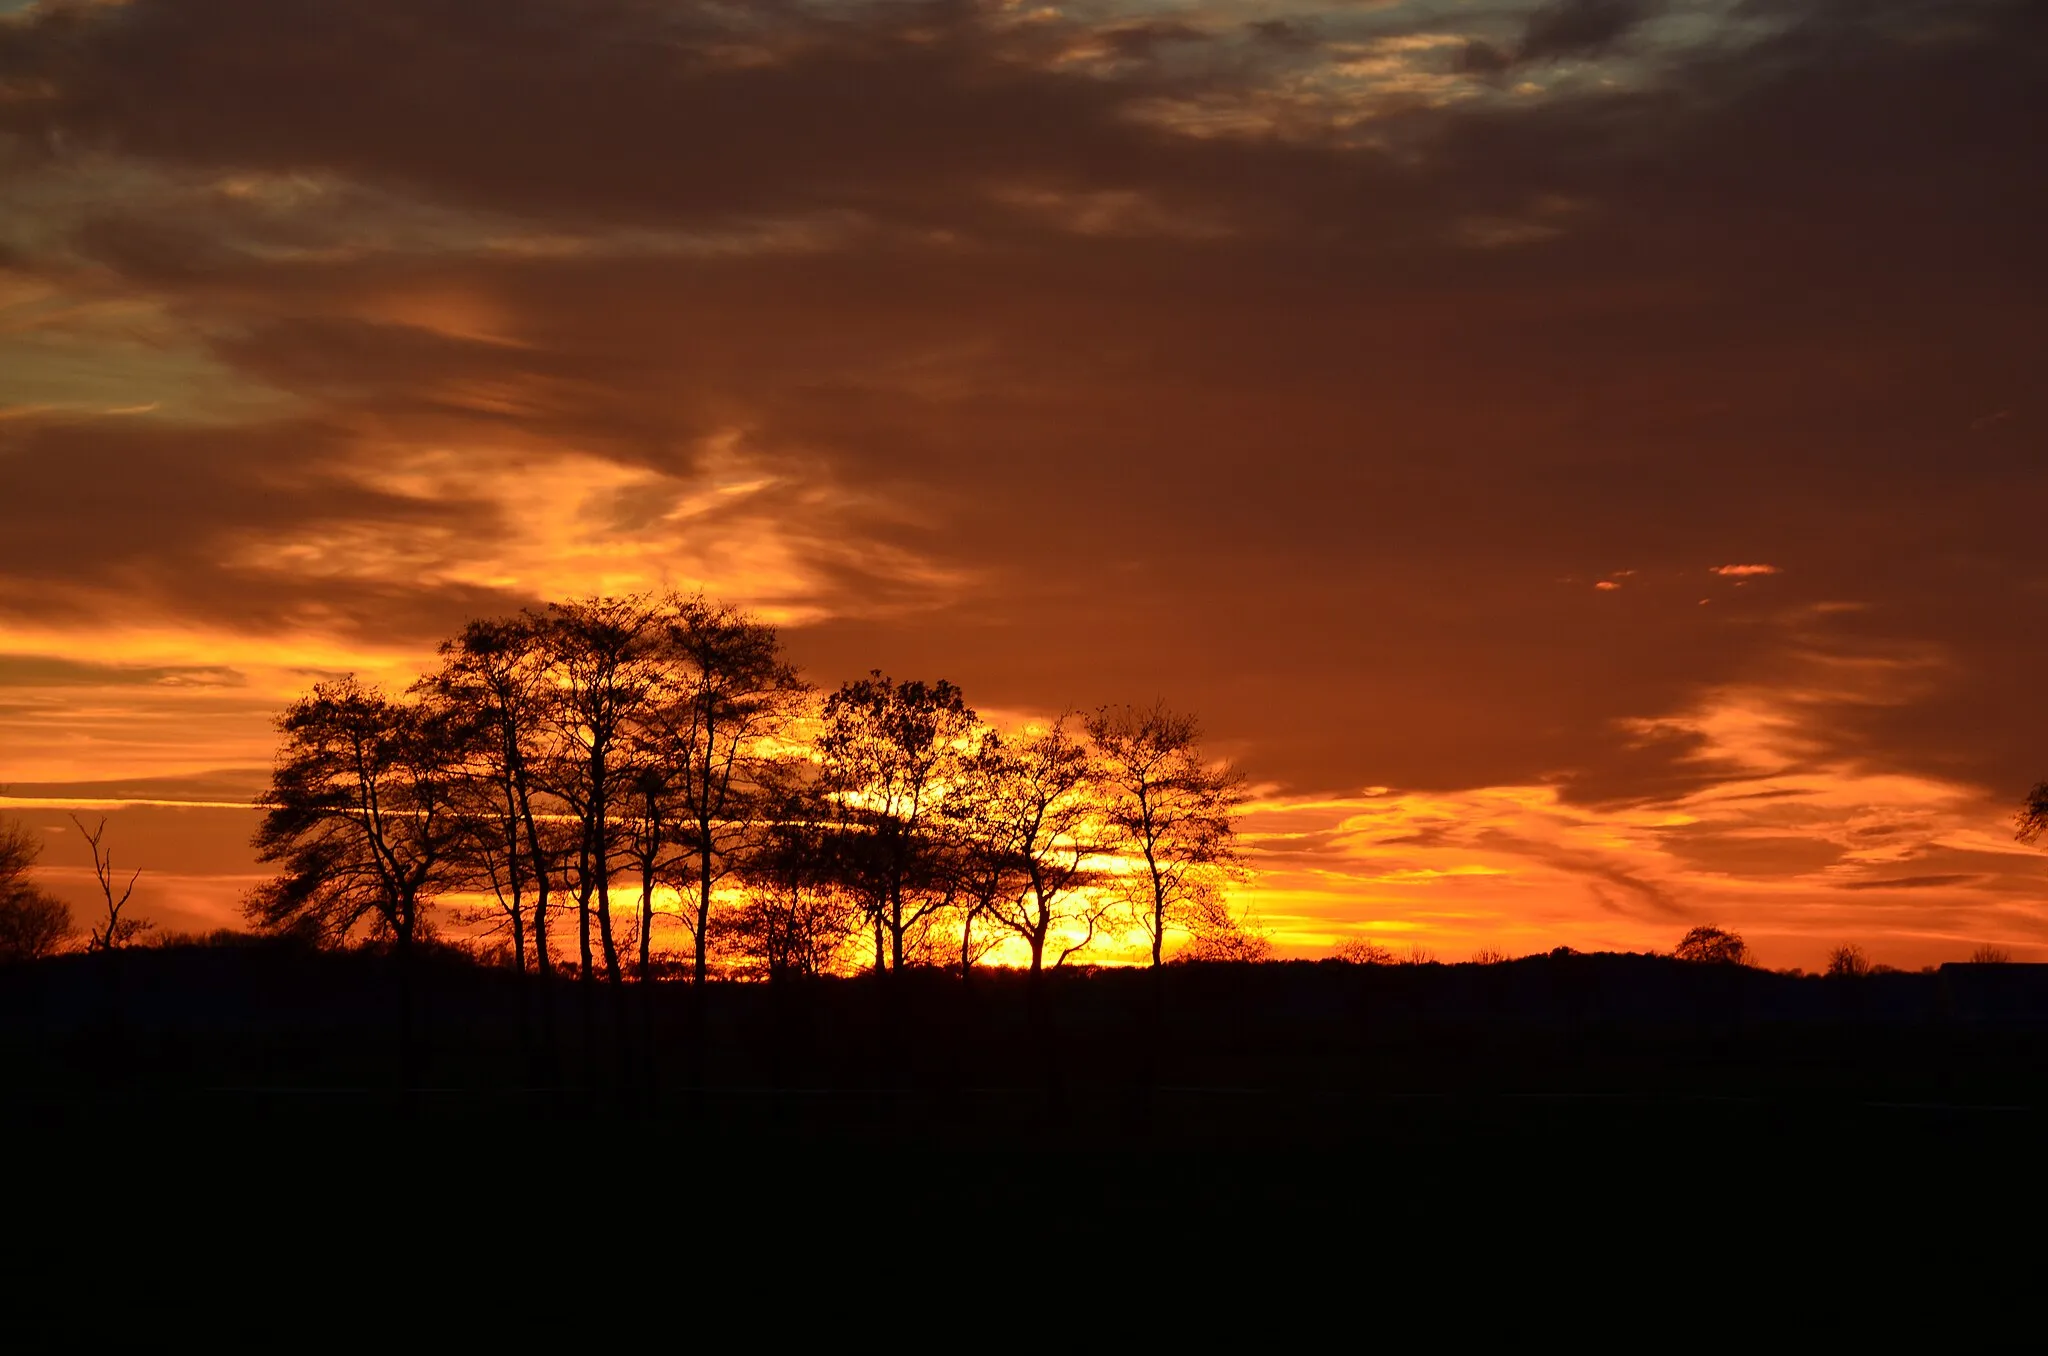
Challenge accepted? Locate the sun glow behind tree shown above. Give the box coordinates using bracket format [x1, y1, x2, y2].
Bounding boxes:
[247, 593, 1258, 978]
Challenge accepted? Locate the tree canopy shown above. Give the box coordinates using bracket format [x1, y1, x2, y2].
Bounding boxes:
[1673, 925, 1751, 967]
[246, 593, 1253, 980]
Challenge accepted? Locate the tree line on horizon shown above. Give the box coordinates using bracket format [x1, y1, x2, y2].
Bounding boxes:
[240, 592, 1253, 986]
[3, 605, 2045, 973]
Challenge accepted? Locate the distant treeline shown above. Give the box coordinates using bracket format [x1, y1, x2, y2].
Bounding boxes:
[245, 592, 1250, 984]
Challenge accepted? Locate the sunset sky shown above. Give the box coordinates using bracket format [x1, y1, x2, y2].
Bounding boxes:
[1, 0, 2043, 968]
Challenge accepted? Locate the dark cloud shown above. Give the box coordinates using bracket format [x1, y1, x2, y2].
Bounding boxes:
[1097, 20, 1213, 59]
[1455, 40, 1514, 75]
[0, 0, 2042, 813]
[1246, 19, 1320, 51]
[0, 655, 245, 688]
[1517, 0, 1663, 64]
[1835, 874, 1979, 891]
[1657, 828, 1845, 878]
[1478, 829, 1691, 918]
[1, 769, 270, 802]
[0, 0, 1166, 228]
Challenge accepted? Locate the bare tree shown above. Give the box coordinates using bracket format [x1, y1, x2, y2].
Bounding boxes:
[70, 814, 150, 952]
[537, 596, 663, 985]
[248, 677, 466, 952]
[1332, 936, 1396, 965]
[1085, 703, 1246, 967]
[617, 763, 686, 981]
[941, 730, 1031, 977]
[818, 672, 979, 972]
[1969, 944, 2013, 964]
[2018, 781, 2048, 845]
[0, 819, 37, 890]
[975, 719, 1110, 974]
[0, 890, 73, 962]
[433, 616, 567, 977]
[1175, 886, 1272, 963]
[657, 595, 810, 983]
[728, 791, 861, 980]
[249, 677, 469, 1089]
[1825, 944, 1872, 978]
[0, 818, 74, 962]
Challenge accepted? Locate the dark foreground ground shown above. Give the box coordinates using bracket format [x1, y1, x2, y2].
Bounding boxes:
[12, 946, 2042, 1310]
[9, 944, 2044, 1166]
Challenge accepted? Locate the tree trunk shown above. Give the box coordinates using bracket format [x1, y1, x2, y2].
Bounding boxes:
[517, 785, 552, 980]
[637, 817, 656, 982]
[694, 813, 713, 984]
[577, 820, 594, 983]
[1146, 839, 1166, 969]
[504, 806, 527, 975]
[694, 712, 715, 984]
[534, 894, 550, 975]
[891, 885, 906, 973]
[597, 867, 621, 985]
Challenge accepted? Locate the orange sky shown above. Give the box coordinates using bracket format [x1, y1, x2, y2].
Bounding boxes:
[2, 0, 2044, 968]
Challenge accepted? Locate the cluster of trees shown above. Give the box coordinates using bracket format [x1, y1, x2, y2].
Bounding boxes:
[0, 813, 151, 962]
[1318, 926, 2027, 973]
[248, 592, 1250, 982]
[1669, 926, 2016, 975]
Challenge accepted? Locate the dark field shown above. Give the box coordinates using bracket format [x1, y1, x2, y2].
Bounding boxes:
[10, 948, 2044, 1181]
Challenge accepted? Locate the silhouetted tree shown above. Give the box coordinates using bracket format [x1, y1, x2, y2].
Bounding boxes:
[70, 814, 150, 951]
[1825, 944, 1872, 978]
[0, 891, 74, 962]
[617, 763, 685, 981]
[433, 616, 566, 976]
[1331, 936, 1396, 965]
[975, 718, 1109, 974]
[656, 596, 810, 983]
[1674, 924, 1751, 966]
[1969, 945, 2013, 964]
[2018, 782, 2048, 845]
[818, 673, 978, 972]
[1085, 703, 1245, 967]
[248, 677, 466, 952]
[728, 791, 860, 980]
[0, 818, 35, 889]
[1175, 887, 1272, 963]
[941, 730, 1031, 976]
[537, 597, 664, 984]
[0, 818, 74, 962]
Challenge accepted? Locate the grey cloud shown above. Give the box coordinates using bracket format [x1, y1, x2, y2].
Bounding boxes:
[1518, 0, 1664, 63]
